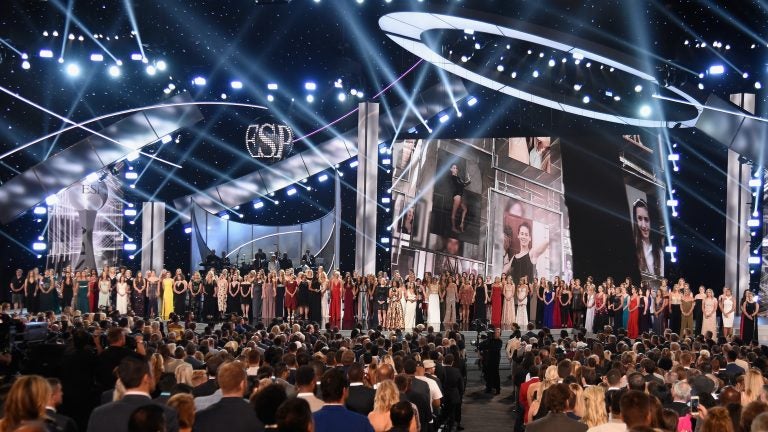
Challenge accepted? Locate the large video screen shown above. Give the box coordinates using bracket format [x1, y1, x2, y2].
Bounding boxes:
[390, 137, 569, 281]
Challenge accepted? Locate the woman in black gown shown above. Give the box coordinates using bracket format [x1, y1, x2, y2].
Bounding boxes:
[740, 291, 758, 344]
[308, 270, 323, 323]
[474, 275, 488, 322]
[611, 287, 623, 330]
[275, 270, 285, 321]
[298, 271, 311, 321]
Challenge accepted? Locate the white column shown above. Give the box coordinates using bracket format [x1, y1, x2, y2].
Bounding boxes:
[141, 202, 165, 273]
[355, 102, 380, 275]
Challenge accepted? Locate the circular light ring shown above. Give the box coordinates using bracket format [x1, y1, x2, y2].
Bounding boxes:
[379, 12, 702, 128]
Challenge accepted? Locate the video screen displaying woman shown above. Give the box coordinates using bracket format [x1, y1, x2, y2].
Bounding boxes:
[500, 199, 550, 284]
[631, 198, 664, 277]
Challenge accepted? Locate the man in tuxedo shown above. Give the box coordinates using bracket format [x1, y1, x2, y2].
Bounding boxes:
[95, 327, 145, 392]
[480, 329, 503, 395]
[87, 357, 179, 432]
[723, 350, 745, 385]
[46, 378, 78, 432]
[441, 354, 465, 431]
[525, 383, 587, 432]
[345, 364, 374, 416]
[193, 362, 264, 432]
[193, 354, 224, 397]
[313, 369, 373, 432]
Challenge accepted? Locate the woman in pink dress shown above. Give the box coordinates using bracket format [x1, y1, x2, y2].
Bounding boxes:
[329, 271, 342, 328]
[261, 272, 276, 324]
[342, 273, 356, 329]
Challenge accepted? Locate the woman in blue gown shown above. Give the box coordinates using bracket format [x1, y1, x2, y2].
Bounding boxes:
[621, 285, 630, 330]
[542, 286, 555, 328]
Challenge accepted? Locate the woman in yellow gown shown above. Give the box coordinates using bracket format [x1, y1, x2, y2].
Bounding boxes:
[162, 270, 175, 320]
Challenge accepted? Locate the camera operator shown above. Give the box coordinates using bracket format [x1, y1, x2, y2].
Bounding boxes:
[94, 326, 145, 392]
[480, 327, 502, 395]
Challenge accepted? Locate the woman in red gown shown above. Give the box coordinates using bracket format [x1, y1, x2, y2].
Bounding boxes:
[329, 271, 342, 327]
[342, 273, 356, 329]
[627, 286, 640, 339]
[490, 276, 503, 329]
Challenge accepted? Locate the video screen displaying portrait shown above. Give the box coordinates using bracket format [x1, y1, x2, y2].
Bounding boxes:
[488, 192, 563, 282]
[390, 138, 494, 276]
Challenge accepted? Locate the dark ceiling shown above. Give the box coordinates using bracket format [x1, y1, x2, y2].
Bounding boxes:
[0, 0, 766, 210]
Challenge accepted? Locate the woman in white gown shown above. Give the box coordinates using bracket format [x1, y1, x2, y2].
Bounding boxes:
[320, 271, 330, 328]
[719, 287, 736, 338]
[426, 275, 441, 330]
[515, 277, 529, 328]
[116, 276, 129, 314]
[404, 281, 418, 331]
[584, 284, 595, 333]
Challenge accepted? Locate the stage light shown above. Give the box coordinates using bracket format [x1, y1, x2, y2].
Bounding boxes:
[350, 88, 358, 96]
[192, 76, 206, 86]
[383, 158, 391, 165]
[614, 96, 621, 101]
[665, 246, 677, 253]
[634, 85, 642, 92]
[304, 82, 317, 91]
[532, 70, 539, 78]
[88, 53, 104, 62]
[357, 91, 364, 98]
[381, 238, 390, 244]
[573, 84, 582, 91]
[464, 29, 474, 35]
[221, 93, 227, 100]
[698, 83, 704, 90]
[124, 209, 137, 217]
[356, 0, 363, 3]
[698, 73, 704, 79]
[474, 43, 481, 50]
[748, 219, 760, 227]
[37, 236, 44, 241]
[548, 59, 555, 67]
[287, 187, 297, 196]
[742, 72, 749, 79]
[510, 71, 517, 78]
[496, 65, 504, 72]
[33, 206, 47, 215]
[350, 160, 359, 168]
[159, 135, 172, 144]
[274, 200, 280, 205]
[145, 65, 156, 75]
[749, 179, 761, 187]
[125, 172, 138, 180]
[439, 114, 450, 123]
[708, 65, 725, 75]
[65, 63, 80, 77]
[334, 79, 343, 88]
[306, 94, 314, 103]
[666, 199, 679, 207]
[131, 53, 143, 61]
[748, 256, 761, 265]
[338, 93, 346, 102]
[639, 105, 652, 117]
[45, 195, 59, 205]
[32, 242, 47, 251]
[156, 60, 167, 71]
[586, 62, 591, 68]
[267, 83, 278, 90]
[527, 49, 532, 55]
[229, 80, 243, 90]
[572, 52, 584, 60]
[467, 96, 477, 106]
[561, 57, 567, 63]
[69, 33, 75, 40]
[382, 197, 391, 204]
[21, 61, 30, 70]
[318, 174, 328, 182]
[33, 49, 51, 59]
[667, 153, 680, 161]
[574, 59, 581, 65]
[253, 201, 264, 209]
[267, 94, 274, 102]
[221, 214, 230, 221]
[123, 243, 137, 251]
[108, 65, 121, 77]
[755, 81, 762, 89]
[582, 95, 590, 103]
[538, 52, 544, 58]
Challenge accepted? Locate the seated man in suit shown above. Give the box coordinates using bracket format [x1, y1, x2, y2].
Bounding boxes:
[87, 357, 179, 432]
[296, 365, 325, 412]
[193, 361, 264, 432]
[346, 363, 375, 416]
[525, 383, 587, 432]
[46, 378, 78, 432]
[313, 368, 374, 432]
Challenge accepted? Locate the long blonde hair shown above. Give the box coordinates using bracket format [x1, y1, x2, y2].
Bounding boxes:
[581, 385, 608, 428]
[373, 380, 400, 413]
[0, 375, 51, 432]
[743, 368, 765, 404]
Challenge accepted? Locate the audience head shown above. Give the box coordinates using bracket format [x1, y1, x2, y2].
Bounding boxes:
[127, 404, 166, 432]
[389, 401, 414, 430]
[319, 368, 348, 403]
[251, 384, 287, 427]
[0, 375, 51, 432]
[217, 361, 246, 397]
[276, 398, 313, 432]
[621, 390, 651, 428]
[167, 394, 194, 431]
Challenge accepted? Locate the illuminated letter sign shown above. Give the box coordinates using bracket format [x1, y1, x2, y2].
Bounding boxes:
[246, 123, 294, 161]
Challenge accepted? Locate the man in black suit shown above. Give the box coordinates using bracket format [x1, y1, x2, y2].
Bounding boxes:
[192, 362, 264, 432]
[279, 253, 293, 271]
[184, 344, 205, 370]
[723, 350, 745, 385]
[396, 374, 430, 432]
[441, 354, 465, 431]
[345, 363, 375, 416]
[46, 378, 78, 432]
[87, 357, 179, 432]
[525, 383, 587, 432]
[192, 355, 224, 397]
[94, 327, 145, 392]
[480, 329, 502, 395]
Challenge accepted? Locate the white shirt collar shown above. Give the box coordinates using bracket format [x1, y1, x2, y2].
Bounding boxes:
[349, 382, 364, 387]
[124, 390, 151, 398]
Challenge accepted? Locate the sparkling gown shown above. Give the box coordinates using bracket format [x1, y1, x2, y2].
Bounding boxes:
[387, 288, 405, 330]
[515, 285, 528, 328]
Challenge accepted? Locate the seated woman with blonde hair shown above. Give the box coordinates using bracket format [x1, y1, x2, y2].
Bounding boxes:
[0, 375, 51, 432]
[367, 380, 418, 432]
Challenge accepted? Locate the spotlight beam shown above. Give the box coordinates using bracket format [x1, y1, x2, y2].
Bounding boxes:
[0, 38, 23, 56]
[122, 0, 147, 61]
[0, 101, 267, 160]
[0, 85, 183, 168]
[44, 0, 120, 63]
[59, 0, 74, 61]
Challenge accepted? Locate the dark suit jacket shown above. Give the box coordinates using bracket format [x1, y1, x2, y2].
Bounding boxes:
[407, 375, 431, 410]
[345, 384, 375, 415]
[664, 401, 690, 417]
[47, 408, 78, 432]
[192, 378, 219, 397]
[405, 389, 431, 432]
[724, 363, 745, 384]
[86, 394, 178, 432]
[313, 405, 374, 432]
[94, 346, 143, 390]
[192, 397, 264, 432]
[525, 412, 588, 432]
[442, 366, 465, 404]
[185, 355, 205, 370]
